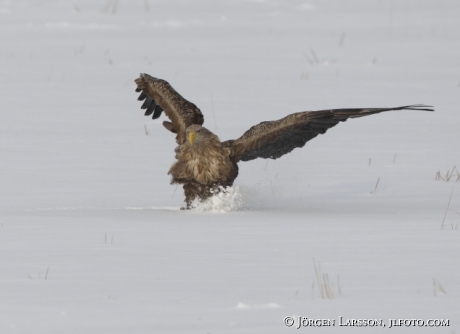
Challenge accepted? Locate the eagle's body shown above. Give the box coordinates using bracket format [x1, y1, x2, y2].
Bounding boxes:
[169, 125, 236, 185]
[168, 125, 239, 205]
[134, 73, 433, 208]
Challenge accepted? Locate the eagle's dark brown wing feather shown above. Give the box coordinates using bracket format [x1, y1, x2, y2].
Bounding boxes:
[134, 74, 204, 144]
[223, 105, 434, 162]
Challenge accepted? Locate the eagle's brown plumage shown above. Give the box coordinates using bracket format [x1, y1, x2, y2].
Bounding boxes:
[134, 73, 434, 209]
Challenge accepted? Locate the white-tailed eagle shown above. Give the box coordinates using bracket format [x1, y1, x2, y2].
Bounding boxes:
[134, 74, 433, 209]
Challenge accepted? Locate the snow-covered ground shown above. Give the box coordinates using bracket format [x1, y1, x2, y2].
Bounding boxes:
[1, 0, 460, 333]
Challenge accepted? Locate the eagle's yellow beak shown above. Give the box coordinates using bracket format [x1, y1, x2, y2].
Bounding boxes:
[188, 131, 197, 145]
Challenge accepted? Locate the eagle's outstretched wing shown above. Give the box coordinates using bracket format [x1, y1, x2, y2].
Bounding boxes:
[223, 105, 434, 162]
[134, 74, 204, 144]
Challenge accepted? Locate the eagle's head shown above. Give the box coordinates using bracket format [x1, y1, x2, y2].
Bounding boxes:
[186, 124, 217, 147]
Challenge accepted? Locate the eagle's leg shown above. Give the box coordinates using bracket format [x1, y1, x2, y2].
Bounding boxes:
[183, 182, 200, 209]
[182, 182, 228, 209]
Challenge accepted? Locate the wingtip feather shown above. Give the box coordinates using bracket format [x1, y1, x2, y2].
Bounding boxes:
[402, 104, 435, 112]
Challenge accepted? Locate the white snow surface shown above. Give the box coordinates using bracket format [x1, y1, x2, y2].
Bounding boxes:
[1, 0, 460, 333]
[191, 186, 243, 213]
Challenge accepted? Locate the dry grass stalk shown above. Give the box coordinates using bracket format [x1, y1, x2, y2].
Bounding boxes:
[314, 260, 338, 299]
[105, 233, 114, 244]
[371, 177, 380, 194]
[441, 185, 455, 230]
[338, 32, 346, 48]
[435, 165, 460, 182]
[102, 0, 119, 14]
[433, 278, 446, 296]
